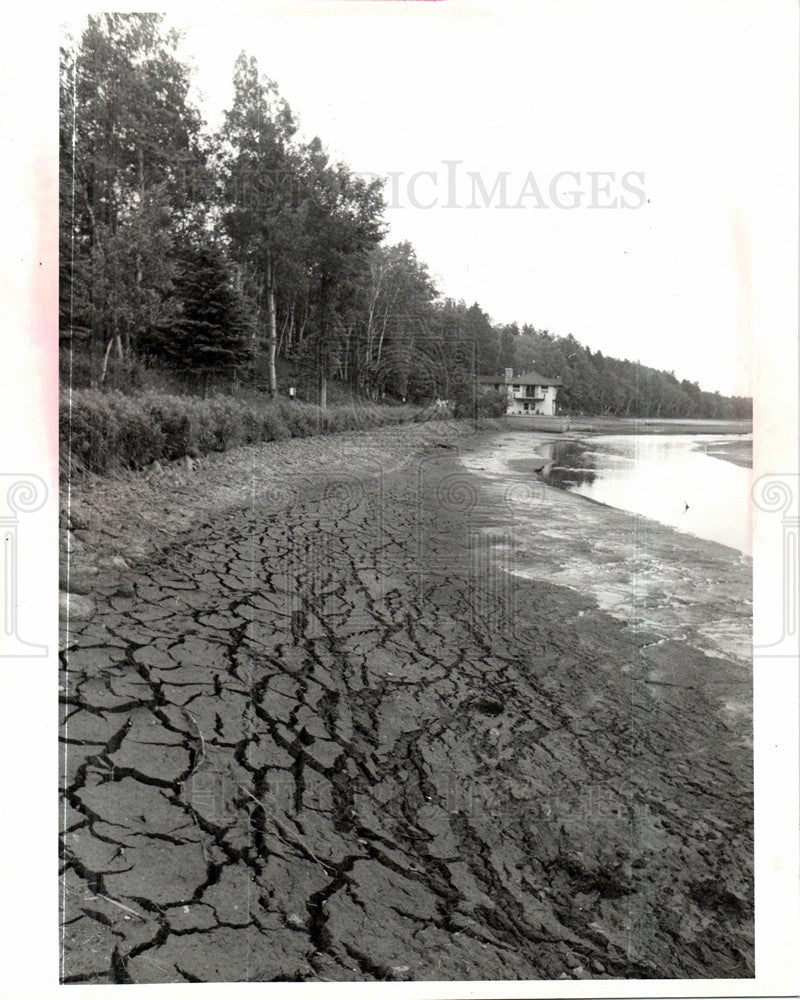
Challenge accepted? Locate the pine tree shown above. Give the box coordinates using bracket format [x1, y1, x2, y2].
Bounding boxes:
[146, 240, 251, 383]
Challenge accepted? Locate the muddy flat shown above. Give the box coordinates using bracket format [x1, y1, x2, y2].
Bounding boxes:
[696, 437, 754, 469]
[59, 420, 753, 983]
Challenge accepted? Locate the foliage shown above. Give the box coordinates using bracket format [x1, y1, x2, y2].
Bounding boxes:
[141, 236, 252, 377]
[453, 386, 508, 419]
[59, 15, 752, 423]
[61, 390, 443, 475]
[60, 14, 207, 384]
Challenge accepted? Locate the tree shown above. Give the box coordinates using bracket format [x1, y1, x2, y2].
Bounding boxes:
[358, 241, 438, 398]
[60, 14, 206, 384]
[296, 141, 385, 407]
[143, 236, 251, 387]
[220, 53, 302, 398]
[462, 303, 499, 374]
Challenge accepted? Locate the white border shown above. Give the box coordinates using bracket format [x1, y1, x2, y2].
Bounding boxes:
[1, 2, 797, 998]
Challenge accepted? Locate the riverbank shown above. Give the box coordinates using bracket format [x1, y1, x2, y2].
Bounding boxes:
[60, 420, 753, 983]
[694, 437, 753, 469]
[505, 416, 752, 437]
[572, 417, 752, 435]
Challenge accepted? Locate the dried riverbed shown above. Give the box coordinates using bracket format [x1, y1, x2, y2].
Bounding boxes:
[59, 420, 753, 984]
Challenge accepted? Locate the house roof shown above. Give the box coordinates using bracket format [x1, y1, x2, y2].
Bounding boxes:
[476, 370, 563, 387]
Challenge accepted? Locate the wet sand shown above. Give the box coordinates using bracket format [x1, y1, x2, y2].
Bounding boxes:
[60, 419, 753, 983]
[695, 437, 753, 469]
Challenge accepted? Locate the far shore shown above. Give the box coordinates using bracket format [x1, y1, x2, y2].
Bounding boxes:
[694, 436, 753, 469]
[502, 415, 752, 437]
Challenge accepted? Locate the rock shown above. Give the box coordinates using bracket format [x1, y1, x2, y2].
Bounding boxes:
[164, 903, 218, 932]
[65, 646, 126, 672]
[125, 925, 311, 983]
[99, 555, 130, 571]
[67, 508, 91, 531]
[59, 568, 98, 595]
[202, 864, 266, 927]
[73, 529, 105, 545]
[61, 915, 118, 980]
[110, 739, 190, 783]
[59, 591, 96, 620]
[59, 530, 85, 557]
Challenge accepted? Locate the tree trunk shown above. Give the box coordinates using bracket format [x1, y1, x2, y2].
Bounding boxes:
[317, 275, 329, 410]
[90, 180, 104, 389]
[99, 336, 114, 387]
[266, 261, 278, 398]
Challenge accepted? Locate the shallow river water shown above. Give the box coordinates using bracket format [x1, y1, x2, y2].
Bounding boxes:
[537, 434, 753, 555]
[459, 430, 753, 670]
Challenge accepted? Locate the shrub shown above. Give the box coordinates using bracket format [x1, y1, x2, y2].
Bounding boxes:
[62, 389, 117, 474]
[259, 404, 291, 442]
[453, 387, 507, 419]
[104, 392, 165, 468]
[275, 399, 325, 438]
[143, 394, 195, 460]
[60, 387, 451, 477]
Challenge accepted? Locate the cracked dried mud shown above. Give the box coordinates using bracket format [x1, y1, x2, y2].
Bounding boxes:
[60, 421, 753, 983]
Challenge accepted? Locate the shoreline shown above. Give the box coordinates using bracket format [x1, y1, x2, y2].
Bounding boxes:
[60, 419, 753, 982]
[459, 431, 752, 697]
[693, 437, 753, 469]
[499, 428, 752, 554]
[500, 416, 752, 437]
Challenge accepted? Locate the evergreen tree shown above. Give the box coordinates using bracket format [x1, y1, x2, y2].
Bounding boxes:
[144, 239, 251, 383]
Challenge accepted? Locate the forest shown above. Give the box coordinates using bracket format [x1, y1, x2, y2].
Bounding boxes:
[60, 13, 752, 422]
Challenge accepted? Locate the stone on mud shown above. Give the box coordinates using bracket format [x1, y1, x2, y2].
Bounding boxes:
[60, 591, 97, 620]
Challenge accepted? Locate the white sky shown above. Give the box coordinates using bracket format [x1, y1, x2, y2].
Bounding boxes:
[152, 0, 799, 397]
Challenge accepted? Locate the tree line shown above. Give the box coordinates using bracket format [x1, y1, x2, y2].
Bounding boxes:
[60, 14, 751, 420]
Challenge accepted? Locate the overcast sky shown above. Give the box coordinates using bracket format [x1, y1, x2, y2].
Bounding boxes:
[115, 3, 794, 395]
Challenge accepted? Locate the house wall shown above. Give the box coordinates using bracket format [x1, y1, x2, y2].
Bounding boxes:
[479, 381, 559, 416]
[506, 385, 558, 416]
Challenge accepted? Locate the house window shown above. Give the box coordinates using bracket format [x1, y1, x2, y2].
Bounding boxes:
[512, 385, 520, 392]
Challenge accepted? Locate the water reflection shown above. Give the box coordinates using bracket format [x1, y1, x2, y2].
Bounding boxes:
[539, 434, 752, 555]
[546, 466, 598, 489]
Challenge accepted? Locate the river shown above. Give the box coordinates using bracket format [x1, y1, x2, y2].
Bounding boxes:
[537, 433, 753, 555]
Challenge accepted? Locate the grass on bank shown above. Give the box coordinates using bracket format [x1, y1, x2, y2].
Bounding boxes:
[61, 389, 451, 476]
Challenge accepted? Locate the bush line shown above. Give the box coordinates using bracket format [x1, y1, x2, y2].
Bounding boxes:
[60, 390, 450, 476]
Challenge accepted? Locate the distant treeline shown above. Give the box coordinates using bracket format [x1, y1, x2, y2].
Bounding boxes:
[505, 328, 752, 419]
[60, 14, 751, 421]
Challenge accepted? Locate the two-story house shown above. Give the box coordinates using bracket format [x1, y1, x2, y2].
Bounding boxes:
[476, 367, 562, 416]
